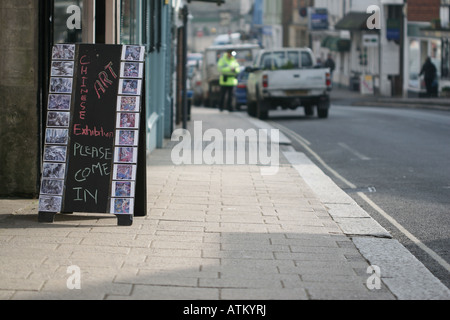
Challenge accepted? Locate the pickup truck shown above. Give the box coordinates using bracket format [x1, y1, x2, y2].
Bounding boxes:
[246, 48, 332, 119]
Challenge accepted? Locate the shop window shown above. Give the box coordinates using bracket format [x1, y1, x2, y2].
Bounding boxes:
[53, 0, 83, 43]
[430, 40, 442, 78]
[442, 39, 449, 78]
[408, 40, 421, 89]
[120, 0, 139, 45]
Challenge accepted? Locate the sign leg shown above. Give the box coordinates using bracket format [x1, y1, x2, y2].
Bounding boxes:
[134, 95, 147, 217]
[38, 212, 56, 223]
[116, 214, 133, 226]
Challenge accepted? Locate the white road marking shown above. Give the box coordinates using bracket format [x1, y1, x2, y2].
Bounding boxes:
[273, 121, 450, 274]
[270, 122, 356, 189]
[268, 120, 311, 146]
[338, 142, 371, 161]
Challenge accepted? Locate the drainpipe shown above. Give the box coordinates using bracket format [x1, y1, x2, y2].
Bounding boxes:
[164, 2, 174, 138]
[156, 0, 166, 148]
[182, 5, 188, 130]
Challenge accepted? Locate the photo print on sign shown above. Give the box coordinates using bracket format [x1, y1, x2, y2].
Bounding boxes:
[40, 179, 64, 196]
[42, 163, 66, 179]
[118, 79, 142, 95]
[115, 147, 138, 163]
[47, 112, 70, 127]
[112, 181, 135, 198]
[39, 196, 62, 212]
[117, 112, 139, 129]
[122, 45, 145, 62]
[45, 128, 69, 145]
[44, 146, 67, 163]
[116, 130, 138, 146]
[50, 77, 73, 94]
[111, 198, 134, 215]
[48, 94, 71, 110]
[52, 44, 75, 60]
[120, 62, 144, 78]
[117, 96, 140, 112]
[113, 164, 137, 181]
[51, 61, 75, 77]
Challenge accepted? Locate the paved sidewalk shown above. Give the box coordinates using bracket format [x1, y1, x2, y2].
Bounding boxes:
[0, 107, 449, 300]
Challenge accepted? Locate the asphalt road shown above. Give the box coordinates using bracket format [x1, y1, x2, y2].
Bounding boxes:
[267, 104, 450, 289]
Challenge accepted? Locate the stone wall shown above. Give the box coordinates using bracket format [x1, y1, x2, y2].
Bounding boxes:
[0, 0, 39, 196]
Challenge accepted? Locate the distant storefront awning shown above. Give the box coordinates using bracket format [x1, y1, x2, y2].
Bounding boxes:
[321, 36, 351, 52]
[335, 12, 372, 31]
[408, 22, 450, 39]
[419, 28, 450, 39]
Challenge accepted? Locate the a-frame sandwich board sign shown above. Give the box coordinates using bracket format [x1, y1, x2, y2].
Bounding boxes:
[38, 44, 147, 226]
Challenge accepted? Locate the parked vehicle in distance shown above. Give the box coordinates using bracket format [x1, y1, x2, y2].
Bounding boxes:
[213, 33, 241, 46]
[246, 48, 332, 119]
[190, 65, 203, 106]
[187, 52, 203, 66]
[233, 69, 249, 111]
[200, 43, 261, 108]
[187, 52, 203, 106]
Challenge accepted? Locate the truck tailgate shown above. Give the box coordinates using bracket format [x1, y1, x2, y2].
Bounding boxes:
[267, 69, 327, 94]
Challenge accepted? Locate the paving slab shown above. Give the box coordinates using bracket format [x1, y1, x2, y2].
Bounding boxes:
[0, 107, 447, 300]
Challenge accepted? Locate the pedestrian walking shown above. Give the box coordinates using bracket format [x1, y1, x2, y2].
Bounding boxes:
[217, 49, 240, 112]
[324, 53, 335, 75]
[420, 57, 438, 97]
[324, 53, 335, 87]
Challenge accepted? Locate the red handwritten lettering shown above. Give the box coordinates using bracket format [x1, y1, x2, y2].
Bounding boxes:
[94, 61, 117, 99]
[99, 71, 113, 87]
[94, 80, 105, 99]
[81, 77, 88, 87]
[104, 62, 118, 79]
[81, 65, 88, 75]
[73, 124, 114, 139]
[80, 55, 90, 65]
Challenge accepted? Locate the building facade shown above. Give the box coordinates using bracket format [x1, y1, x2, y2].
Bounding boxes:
[282, 0, 314, 49]
[0, 0, 183, 197]
[308, 0, 450, 97]
[405, 0, 450, 96]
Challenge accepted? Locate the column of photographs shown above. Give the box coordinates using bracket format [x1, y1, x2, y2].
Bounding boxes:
[110, 45, 145, 216]
[39, 44, 76, 213]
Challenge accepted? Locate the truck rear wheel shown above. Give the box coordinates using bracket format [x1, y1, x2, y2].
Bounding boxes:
[256, 90, 269, 120]
[247, 101, 257, 117]
[317, 96, 330, 119]
[318, 108, 328, 118]
[258, 109, 268, 120]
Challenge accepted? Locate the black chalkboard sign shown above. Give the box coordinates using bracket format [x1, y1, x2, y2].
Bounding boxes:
[39, 44, 147, 226]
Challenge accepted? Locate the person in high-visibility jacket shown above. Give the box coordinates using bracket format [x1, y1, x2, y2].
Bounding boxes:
[217, 49, 241, 112]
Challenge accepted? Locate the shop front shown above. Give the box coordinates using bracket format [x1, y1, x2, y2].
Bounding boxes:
[406, 24, 450, 97]
[41, 0, 177, 155]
